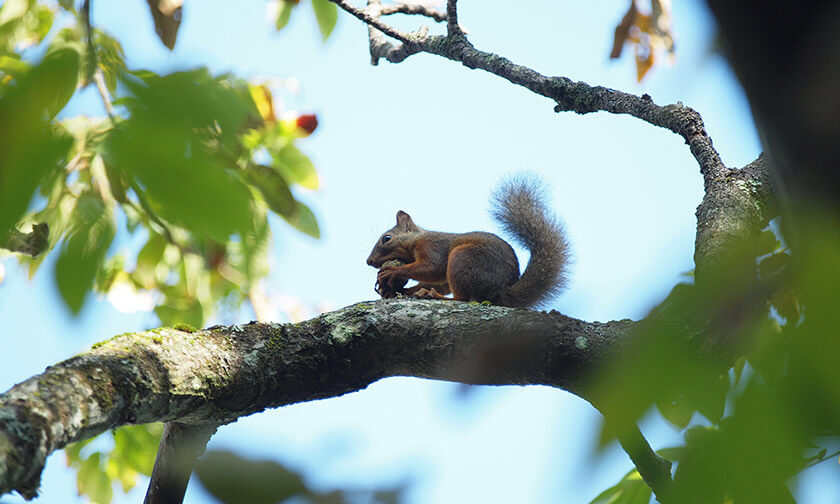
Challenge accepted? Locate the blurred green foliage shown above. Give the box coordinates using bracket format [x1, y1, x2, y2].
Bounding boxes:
[0, 0, 323, 325]
[195, 450, 407, 504]
[0, 1, 328, 501]
[590, 215, 840, 503]
[273, 0, 339, 41]
[65, 423, 164, 504]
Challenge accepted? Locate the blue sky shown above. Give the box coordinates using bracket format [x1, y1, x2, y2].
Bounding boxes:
[6, 1, 837, 503]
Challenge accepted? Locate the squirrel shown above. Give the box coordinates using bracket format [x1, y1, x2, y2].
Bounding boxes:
[366, 176, 570, 308]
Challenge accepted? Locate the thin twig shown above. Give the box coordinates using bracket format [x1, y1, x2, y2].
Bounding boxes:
[446, 0, 460, 36]
[326, 0, 726, 181]
[332, 0, 413, 43]
[380, 3, 446, 22]
[618, 425, 674, 502]
[93, 69, 116, 121]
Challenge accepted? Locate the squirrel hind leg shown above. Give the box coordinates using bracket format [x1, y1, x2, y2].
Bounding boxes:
[412, 287, 449, 300]
[447, 244, 518, 303]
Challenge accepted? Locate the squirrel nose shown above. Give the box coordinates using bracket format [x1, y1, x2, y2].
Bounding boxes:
[366, 256, 374, 266]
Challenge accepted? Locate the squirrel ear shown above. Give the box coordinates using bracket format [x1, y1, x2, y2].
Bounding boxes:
[396, 210, 417, 231]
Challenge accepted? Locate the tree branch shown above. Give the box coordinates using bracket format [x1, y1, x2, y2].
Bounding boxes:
[445, 0, 461, 36]
[327, 0, 726, 182]
[0, 223, 49, 257]
[380, 3, 446, 22]
[0, 301, 634, 498]
[143, 422, 217, 504]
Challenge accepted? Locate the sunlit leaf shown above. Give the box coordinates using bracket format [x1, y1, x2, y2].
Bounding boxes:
[311, 0, 338, 41]
[275, 0, 295, 31]
[95, 254, 125, 292]
[588, 468, 651, 504]
[134, 232, 168, 289]
[0, 55, 28, 80]
[110, 423, 162, 482]
[274, 143, 319, 190]
[155, 298, 204, 328]
[249, 84, 276, 123]
[77, 453, 113, 504]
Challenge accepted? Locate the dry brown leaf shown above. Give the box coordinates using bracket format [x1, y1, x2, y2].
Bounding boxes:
[146, 0, 184, 50]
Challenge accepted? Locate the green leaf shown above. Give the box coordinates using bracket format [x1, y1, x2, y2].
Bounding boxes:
[656, 395, 694, 429]
[656, 446, 685, 462]
[155, 298, 204, 328]
[77, 453, 113, 504]
[134, 232, 168, 289]
[311, 0, 338, 41]
[94, 29, 128, 94]
[282, 200, 320, 239]
[0, 48, 76, 236]
[106, 70, 259, 242]
[110, 424, 162, 478]
[240, 209, 271, 284]
[195, 450, 307, 504]
[95, 254, 125, 292]
[0, 0, 30, 25]
[273, 144, 319, 190]
[588, 468, 652, 504]
[275, 0, 295, 30]
[0, 54, 28, 80]
[107, 119, 253, 243]
[54, 193, 116, 313]
[59, 0, 76, 12]
[245, 164, 296, 216]
[31, 46, 81, 117]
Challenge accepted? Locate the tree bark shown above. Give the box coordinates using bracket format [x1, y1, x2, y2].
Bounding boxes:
[0, 303, 632, 498]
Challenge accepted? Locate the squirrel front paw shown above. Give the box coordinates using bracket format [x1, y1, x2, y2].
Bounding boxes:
[375, 259, 408, 298]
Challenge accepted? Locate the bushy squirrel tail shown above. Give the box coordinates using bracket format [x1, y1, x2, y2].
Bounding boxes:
[491, 176, 570, 308]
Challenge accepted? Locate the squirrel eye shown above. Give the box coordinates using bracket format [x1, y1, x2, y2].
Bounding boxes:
[381, 234, 392, 245]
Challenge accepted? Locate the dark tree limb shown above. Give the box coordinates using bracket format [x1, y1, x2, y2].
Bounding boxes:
[0, 223, 49, 257]
[143, 422, 217, 504]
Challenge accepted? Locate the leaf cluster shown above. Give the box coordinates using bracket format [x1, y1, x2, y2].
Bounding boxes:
[0, 2, 322, 326]
[590, 219, 840, 503]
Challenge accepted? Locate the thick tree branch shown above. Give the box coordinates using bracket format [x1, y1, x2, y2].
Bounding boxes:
[0, 301, 634, 498]
[694, 154, 775, 285]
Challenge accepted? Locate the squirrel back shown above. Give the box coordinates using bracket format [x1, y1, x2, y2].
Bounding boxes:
[367, 176, 569, 308]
